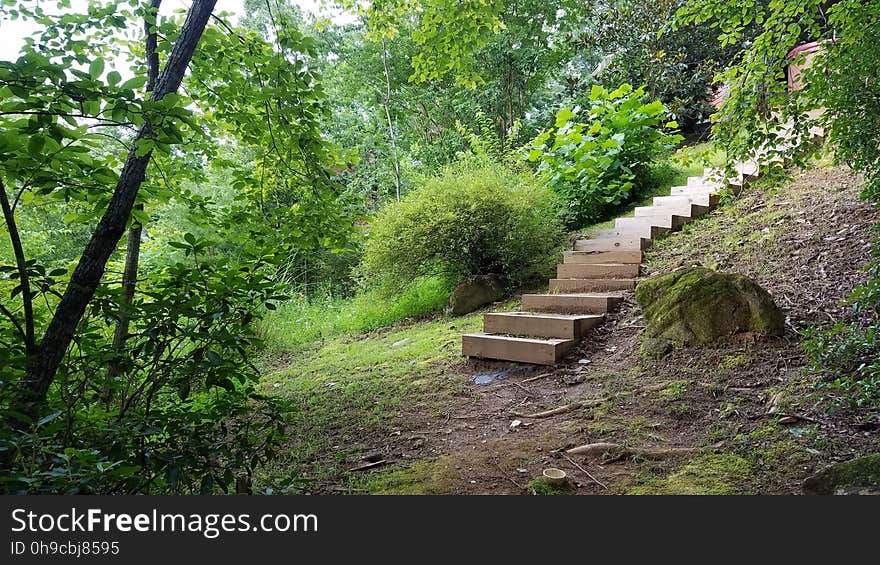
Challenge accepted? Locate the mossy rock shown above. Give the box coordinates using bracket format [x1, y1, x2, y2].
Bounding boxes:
[635, 267, 783, 355]
[802, 454, 880, 495]
[446, 274, 506, 316]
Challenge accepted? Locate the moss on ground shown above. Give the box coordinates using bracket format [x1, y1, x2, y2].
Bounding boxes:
[658, 380, 689, 401]
[362, 457, 458, 495]
[627, 453, 754, 495]
[528, 477, 576, 495]
[718, 353, 751, 372]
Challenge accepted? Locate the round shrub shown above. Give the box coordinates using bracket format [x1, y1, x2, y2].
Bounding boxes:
[360, 159, 564, 291]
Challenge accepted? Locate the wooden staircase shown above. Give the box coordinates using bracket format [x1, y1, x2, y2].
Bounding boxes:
[461, 142, 807, 364]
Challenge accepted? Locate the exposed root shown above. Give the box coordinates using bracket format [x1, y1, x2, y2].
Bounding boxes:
[566, 442, 700, 462]
[511, 397, 608, 419]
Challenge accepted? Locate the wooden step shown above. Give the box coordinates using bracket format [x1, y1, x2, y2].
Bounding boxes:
[653, 194, 720, 208]
[563, 250, 642, 264]
[557, 262, 639, 279]
[615, 215, 675, 230]
[737, 160, 760, 181]
[462, 332, 573, 365]
[574, 237, 650, 252]
[618, 213, 689, 231]
[549, 278, 637, 292]
[522, 292, 622, 314]
[705, 167, 747, 190]
[687, 176, 712, 187]
[483, 311, 603, 340]
[636, 202, 709, 218]
[594, 225, 668, 240]
[670, 185, 719, 195]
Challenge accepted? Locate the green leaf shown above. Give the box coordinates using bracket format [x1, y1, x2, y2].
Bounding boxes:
[131, 207, 149, 225]
[555, 107, 575, 128]
[134, 138, 154, 157]
[89, 58, 105, 79]
[120, 76, 148, 92]
[27, 135, 45, 157]
[36, 410, 63, 428]
[184, 232, 196, 245]
[107, 70, 121, 86]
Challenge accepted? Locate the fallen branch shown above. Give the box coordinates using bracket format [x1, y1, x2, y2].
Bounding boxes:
[512, 397, 608, 419]
[521, 372, 552, 384]
[750, 412, 825, 426]
[562, 453, 607, 490]
[348, 460, 387, 472]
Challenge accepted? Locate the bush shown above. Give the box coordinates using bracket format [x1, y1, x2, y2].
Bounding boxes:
[360, 159, 564, 291]
[803, 262, 880, 408]
[526, 83, 682, 229]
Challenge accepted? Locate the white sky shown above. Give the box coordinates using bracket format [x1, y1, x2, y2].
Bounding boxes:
[0, 0, 356, 61]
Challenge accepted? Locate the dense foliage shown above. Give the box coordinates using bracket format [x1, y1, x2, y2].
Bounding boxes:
[527, 84, 682, 229]
[577, 0, 747, 132]
[0, 0, 345, 493]
[360, 159, 563, 291]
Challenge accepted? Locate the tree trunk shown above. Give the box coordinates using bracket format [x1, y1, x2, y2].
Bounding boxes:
[381, 38, 401, 203]
[14, 0, 218, 423]
[104, 0, 162, 403]
[0, 180, 35, 354]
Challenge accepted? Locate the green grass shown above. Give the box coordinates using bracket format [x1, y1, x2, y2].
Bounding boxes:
[627, 453, 754, 495]
[259, 276, 454, 351]
[255, 308, 490, 492]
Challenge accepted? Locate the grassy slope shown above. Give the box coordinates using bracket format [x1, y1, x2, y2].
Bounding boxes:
[259, 161, 879, 495]
[257, 309, 483, 491]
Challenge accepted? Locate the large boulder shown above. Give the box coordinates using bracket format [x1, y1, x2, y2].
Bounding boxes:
[803, 454, 880, 495]
[635, 267, 784, 355]
[446, 274, 506, 316]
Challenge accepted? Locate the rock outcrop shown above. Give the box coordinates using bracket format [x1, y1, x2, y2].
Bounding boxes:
[635, 267, 784, 356]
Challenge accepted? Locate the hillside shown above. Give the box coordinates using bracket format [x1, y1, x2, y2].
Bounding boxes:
[260, 165, 879, 494]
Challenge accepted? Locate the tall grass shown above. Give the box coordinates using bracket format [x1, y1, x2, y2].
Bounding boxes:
[259, 276, 454, 351]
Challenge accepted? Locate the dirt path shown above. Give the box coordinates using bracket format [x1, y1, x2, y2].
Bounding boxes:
[346, 165, 880, 494]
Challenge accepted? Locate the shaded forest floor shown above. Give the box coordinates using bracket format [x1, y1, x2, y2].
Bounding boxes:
[259, 165, 880, 494]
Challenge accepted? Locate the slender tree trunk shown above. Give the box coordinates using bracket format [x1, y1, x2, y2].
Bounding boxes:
[381, 38, 401, 202]
[0, 180, 35, 354]
[13, 0, 217, 424]
[105, 0, 162, 403]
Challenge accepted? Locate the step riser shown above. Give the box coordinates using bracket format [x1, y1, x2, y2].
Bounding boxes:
[563, 250, 642, 264]
[623, 214, 690, 230]
[462, 334, 571, 365]
[483, 313, 602, 340]
[521, 294, 619, 314]
[635, 204, 707, 219]
[594, 225, 667, 240]
[557, 263, 639, 279]
[574, 238, 649, 252]
[550, 278, 636, 292]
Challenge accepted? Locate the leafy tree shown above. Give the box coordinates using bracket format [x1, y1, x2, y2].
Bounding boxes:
[568, 0, 746, 133]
